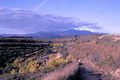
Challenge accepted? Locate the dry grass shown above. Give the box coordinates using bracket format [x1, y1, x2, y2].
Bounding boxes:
[41, 62, 78, 80]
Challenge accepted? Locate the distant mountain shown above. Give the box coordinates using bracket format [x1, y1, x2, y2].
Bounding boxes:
[57, 29, 95, 38]
[24, 29, 101, 38]
[25, 32, 61, 38]
[0, 29, 103, 38]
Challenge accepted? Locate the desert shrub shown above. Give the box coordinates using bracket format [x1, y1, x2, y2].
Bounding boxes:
[95, 55, 115, 66]
[102, 37, 114, 41]
[56, 43, 59, 46]
[96, 41, 99, 44]
[18, 60, 39, 73]
[11, 56, 39, 74]
[52, 43, 64, 47]
[18, 66, 29, 74]
[26, 54, 30, 57]
[60, 43, 64, 46]
[25, 56, 37, 62]
[53, 43, 58, 47]
[116, 40, 120, 43]
[10, 69, 17, 74]
[13, 58, 24, 63]
[72, 35, 78, 41]
[39, 55, 72, 71]
[29, 61, 39, 72]
[31, 78, 36, 80]
[112, 45, 114, 47]
[53, 49, 57, 53]
[10, 54, 72, 74]
[12, 58, 25, 67]
[65, 56, 72, 63]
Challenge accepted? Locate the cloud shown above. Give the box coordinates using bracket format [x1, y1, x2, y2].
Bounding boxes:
[74, 24, 104, 33]
[33, 0, 49, 11]
[0, 7, 102, 34]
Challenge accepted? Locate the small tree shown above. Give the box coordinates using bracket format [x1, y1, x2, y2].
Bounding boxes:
[73, 35, 78, 41]
[74, 35, 77, 39]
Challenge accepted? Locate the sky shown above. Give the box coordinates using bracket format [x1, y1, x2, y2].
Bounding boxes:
[0, 0, 120, 34]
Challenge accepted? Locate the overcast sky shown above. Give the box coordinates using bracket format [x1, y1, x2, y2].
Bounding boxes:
[0, 0, 120, 34]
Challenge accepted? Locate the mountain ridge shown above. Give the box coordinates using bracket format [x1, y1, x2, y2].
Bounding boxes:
[0, 29, 103, 38]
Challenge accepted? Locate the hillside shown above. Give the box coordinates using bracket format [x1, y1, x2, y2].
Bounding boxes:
[1, 34, 120, 80]
[66, 34, 120, 80]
